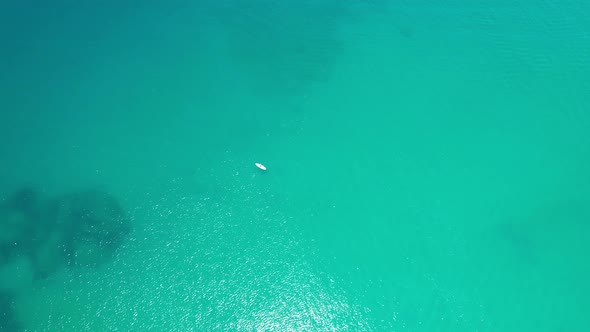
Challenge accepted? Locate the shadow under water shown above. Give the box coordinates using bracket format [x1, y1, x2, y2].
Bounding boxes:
[0, 186, 132, 331]
[0, 293, 19, 332]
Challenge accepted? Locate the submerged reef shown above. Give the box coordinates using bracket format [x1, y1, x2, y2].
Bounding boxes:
[0, 188, 131, 281]
[0, 189, 40, 260]
[0, 187, 131, 330]
[49, 190, 131, 268]
[0, 292, 20, 332]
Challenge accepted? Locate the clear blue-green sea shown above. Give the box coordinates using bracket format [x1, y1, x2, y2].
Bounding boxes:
[1, 1, 589, 331]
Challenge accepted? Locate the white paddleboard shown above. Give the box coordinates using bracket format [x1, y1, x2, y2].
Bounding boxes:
[255, 163, 267, 171]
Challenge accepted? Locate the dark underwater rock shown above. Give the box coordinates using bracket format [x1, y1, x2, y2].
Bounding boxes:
[0, 188, 66, 279]
[1, 188, 130, 281]
[0, 189, 40, 258]
[0, 293, 20, 332]
[30, 230, 65, 279]
[0, 209, 28, 246]
[0, 255, 34, 294]
[50, 190, 131, 268]
[3, 189, 38, 216]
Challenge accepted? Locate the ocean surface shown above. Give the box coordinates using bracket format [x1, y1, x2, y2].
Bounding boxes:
[1, 1, 589, 331]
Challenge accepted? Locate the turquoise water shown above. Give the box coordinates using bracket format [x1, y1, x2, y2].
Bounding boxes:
[1, 0, 589, 330]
